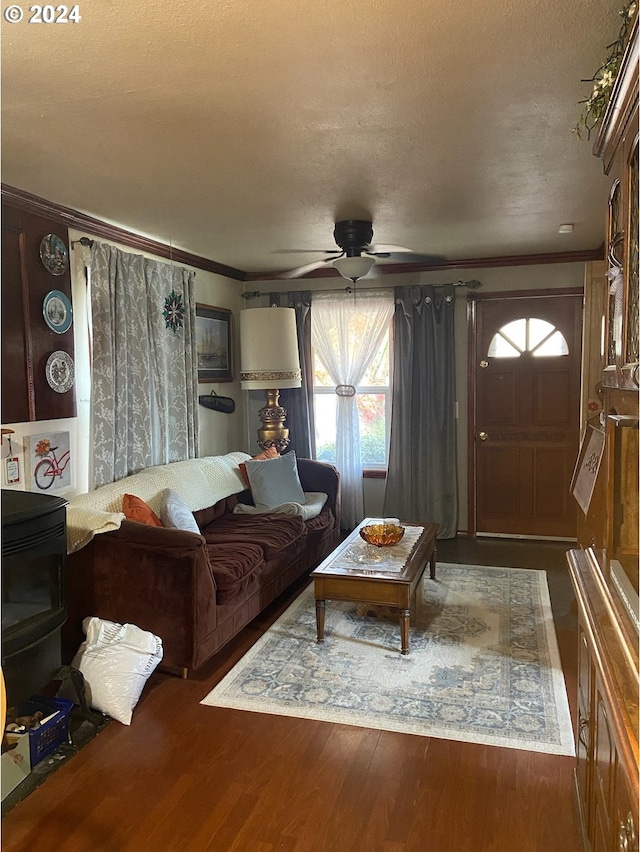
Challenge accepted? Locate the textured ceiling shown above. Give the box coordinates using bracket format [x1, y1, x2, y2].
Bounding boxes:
[1, 0, 620, 276]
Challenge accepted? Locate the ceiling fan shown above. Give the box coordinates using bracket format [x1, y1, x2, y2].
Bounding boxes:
[280, 219, 445, 282]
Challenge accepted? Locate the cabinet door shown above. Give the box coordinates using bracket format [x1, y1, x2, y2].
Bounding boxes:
[592, 679, 615, 851]
[576, 625, 593, 831]
[613, 760, 638, 852]
[605, 178, 625, 369]
[623, 139, 638, 368]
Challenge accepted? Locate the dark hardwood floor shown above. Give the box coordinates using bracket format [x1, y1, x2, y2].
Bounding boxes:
[2, 537, 582, 852]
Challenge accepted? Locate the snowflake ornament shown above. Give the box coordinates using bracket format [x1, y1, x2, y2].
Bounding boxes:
[163, 289, 185, 333]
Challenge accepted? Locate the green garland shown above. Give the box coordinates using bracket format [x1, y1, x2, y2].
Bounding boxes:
[575, 1, 637, 140]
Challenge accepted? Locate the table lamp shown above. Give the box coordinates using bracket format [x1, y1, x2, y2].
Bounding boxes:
[240, 307, 302, 451]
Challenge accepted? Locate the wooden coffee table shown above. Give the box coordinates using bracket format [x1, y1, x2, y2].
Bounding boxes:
[310, 518, 439, 655]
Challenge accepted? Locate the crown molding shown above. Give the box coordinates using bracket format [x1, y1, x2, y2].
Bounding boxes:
[0, 184, 246, 281]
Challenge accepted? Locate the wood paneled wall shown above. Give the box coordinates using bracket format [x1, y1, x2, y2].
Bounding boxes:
[2, 202, 76, 423]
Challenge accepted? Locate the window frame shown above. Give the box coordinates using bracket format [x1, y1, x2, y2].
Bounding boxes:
[487, 316, 570, 359]
[311, 320, 393, 471]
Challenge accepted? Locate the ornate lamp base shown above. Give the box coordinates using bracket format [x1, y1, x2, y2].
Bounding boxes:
[257, 389, 291, 452]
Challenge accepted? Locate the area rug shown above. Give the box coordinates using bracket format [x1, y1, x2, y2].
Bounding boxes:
[202, 564, 575, 755]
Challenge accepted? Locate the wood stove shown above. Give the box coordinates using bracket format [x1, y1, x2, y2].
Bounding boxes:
[1, 490, 67, 707]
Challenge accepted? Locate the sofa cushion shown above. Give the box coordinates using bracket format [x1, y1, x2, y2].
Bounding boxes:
[193, 497, 229, 529]
[205, 541, 266, 604]
[244, 452, 305, 509]
[122, 494, 162, 527]
[238, 447, 278, 487]
[160, 488, 200, 534]
[305, 508, 334, 534]
[201, 512, 306, 560]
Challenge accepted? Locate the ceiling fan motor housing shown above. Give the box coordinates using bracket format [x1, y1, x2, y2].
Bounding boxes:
[333, 220, 373, 256]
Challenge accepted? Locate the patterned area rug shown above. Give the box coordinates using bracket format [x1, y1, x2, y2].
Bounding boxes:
[202, 564, 575, 755]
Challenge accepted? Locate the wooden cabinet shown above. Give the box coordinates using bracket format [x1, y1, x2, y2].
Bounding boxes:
[593, 15, 639, 389]
[569, 552, 639, 852]
[568, 12, 639, 852]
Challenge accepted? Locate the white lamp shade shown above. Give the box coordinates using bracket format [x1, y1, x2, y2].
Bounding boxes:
[332, 255, 375, 282]
[240, 307, 302, 390]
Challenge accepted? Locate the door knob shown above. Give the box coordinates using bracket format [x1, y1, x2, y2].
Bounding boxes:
[478, 431, 488, 441]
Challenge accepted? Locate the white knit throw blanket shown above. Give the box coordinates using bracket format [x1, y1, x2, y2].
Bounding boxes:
[67, 452, 251, 555]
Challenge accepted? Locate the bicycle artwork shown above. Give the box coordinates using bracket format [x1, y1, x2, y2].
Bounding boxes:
[28, 432, 72, 492]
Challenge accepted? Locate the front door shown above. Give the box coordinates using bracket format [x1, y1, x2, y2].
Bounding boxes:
[469, 290, 582, 538]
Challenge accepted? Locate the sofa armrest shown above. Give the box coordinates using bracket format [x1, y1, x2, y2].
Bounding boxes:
[296, 458, 341, 525]
[64, 520, 216, 671]
[106, 519, 207, 555]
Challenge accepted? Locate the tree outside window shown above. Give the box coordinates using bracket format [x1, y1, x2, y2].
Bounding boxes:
[313, 322, 391, 467]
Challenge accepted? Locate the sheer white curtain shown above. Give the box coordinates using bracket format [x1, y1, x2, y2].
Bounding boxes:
[90, 242, 198, 487]
[311, 290, 394, 529]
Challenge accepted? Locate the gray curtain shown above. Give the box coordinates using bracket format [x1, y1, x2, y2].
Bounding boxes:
[383, 284, 458, 538]
[90, 242, 198, 487]
[279, 291, 315, 459]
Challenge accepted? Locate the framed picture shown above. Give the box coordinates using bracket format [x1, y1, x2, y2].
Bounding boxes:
[25, 430, 72, 493]
[195, 304, 233, 382]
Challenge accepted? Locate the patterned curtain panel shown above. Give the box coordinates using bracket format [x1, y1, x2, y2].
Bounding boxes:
[90, 242, 198, 487]
[383, 284, 458, 538]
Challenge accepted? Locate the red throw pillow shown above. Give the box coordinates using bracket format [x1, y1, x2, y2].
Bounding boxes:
[122, 494, 163, 527]
[238, 447, 279, 487]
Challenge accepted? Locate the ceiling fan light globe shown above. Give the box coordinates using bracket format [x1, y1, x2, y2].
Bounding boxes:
[332, 255, 375, 282]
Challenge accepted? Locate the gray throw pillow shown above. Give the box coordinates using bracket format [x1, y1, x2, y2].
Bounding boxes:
[160, 488, 200, 534]
[244, 452, 305, 509]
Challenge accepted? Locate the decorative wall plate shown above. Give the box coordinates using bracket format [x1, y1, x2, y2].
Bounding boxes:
[43, 290, 73, 334]
[39, 234, 69, 276]
[45, 350, 74, 393]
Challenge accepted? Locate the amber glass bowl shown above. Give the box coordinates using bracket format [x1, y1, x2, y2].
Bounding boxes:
[359, 522, 405, 547]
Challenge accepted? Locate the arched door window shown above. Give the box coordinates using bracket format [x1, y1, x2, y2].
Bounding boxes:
[487, 317, 569, 358]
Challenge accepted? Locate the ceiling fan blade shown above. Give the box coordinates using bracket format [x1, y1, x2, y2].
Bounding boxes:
[370, 251, 447, 264]
[281, 255, 343, 278]
[367, 243, 414, 254]
[272, 249, 339, 254]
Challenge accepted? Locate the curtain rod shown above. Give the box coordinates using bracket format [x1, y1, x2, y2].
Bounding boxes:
[70, 237, 95, 249]
[241, 279, 482, 300]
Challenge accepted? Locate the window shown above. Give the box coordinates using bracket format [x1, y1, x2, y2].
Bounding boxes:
[312, 318, 392, 468]
[487, 317, 569, 358]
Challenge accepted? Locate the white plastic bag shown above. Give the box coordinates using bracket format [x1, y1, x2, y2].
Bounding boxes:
[70, 617, 163, 725]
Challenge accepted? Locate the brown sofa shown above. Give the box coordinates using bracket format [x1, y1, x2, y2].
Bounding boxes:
[63, 453, 340, 675]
